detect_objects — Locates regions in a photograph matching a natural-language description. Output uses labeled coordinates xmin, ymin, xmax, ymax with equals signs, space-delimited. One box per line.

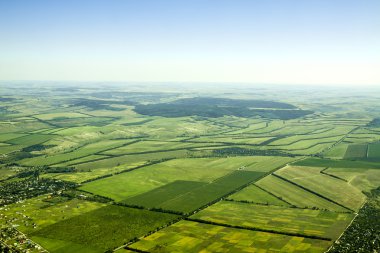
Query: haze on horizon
xmin=0 ymin=0 xmax=379 ymax=86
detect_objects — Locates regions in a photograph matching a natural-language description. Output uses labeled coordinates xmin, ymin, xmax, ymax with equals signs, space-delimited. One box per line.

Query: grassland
xmin=129 ymin=220 xmax=332 ymax=253
xmin=191 ymin=201 xmax=354 ymax=239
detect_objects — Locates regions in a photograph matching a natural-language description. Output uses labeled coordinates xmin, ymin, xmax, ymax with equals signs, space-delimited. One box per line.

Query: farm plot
xmin=324 ymin=167 xmax=380 ymax=192
xmin=293 ymin=158 xmax=380 ymax=169
xmin=322 ymin=143 xmax=348 ymax=159
xmin=256 ymin=175 xmax=348 ymax=212
xmin=0 ymin=196 xmax=106 ymax=234
xmin=101 ymin=140 xmax=222 ymax=155
xmin=19 ymin=139 xmax=133 ymax=166
xmin=0 ymin=133 xmax=27 ymax=142
xmin=191 ymin=201 xmax=354 ymax=239
xmin=368 ymin=142 xmax=380 ymax=160
xmin=123 ymin=180 xmax=207 ymax=209
xmin=154 ymin=171 xmax=265 ymax=213
xmin=275 ymin=166 xmax=366 ymax=211
xmin=129 ymin=220 xmax=332 ymax=253
xmin=7 ymin=134 xmax=53 ymax=146
xmin=79 ymin=157 xmax=271 ymax=201
xmin=189 ymin=136 xmax=273 ymax=145
xmin=344 ymin=144 xmax=368 ymax=159
xmin=33 ymin=112 xmax=90 ymax=120
xmin=227 ymin=184 xmax=290 ymax=206
xmin=30 ymin=205 xmax=179 ymax=253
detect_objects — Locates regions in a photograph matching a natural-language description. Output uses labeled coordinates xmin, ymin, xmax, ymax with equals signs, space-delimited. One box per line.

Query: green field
xmin=293 ymin=157 xmax=380 ymax=169
xmin=227 ymin=184 xmax=290 ymax=206
xmin=153 ymin=171 xmax=265 ymax=213
xmin=276 ymin=166 xmax=366 ymax=211
xmin=191 ymin=201 xmax=354 ymax=239
xmin=80 ymin=157 xmax=273 ymax=201
xmin=368 ymin=142 xmax=380 ymax=160
xmin=0 ymin=85 xmax=379 ymax=252
xmin=129 ymin=220 xmax=332 ymax=253
xmin=344 ymin=144 xmax=368 ymax=159
xmin=30 ymin=205 xmax=179 ymax=252
xmin=256 ymin=174 xmax=348 ymax=211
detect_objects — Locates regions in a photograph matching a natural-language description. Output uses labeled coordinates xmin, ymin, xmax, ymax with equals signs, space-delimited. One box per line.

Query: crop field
xmin=324 ymin=167 xmax=380 ymax=192
xmin=80 ymin=157 xmax=272 ymax=201
xmin=129 ymin=220 xmax=332 ymax=253
xmin=30 ymin=205 xmax=179 ymax=252
xmin=275 ymin=166 xmax=366 ymax=211
xmin=293 ymin=157 xmax=380 ymax=169
xmin=368 ymin=142 xmax=380 ymax=160
xmin=255 ymin=175 xmax=348 ymax=211
xmin=191 ymin=201 xmax=354 ymax=239
xmin=0 ymin=86 xmax=379 ymax=252
xmin=0 ymin=195 xmax=106 ymax=234
xmin=227 ymin=184 xmax=290 ymax=206
xmin=344 ymin=144 xmax=368 ymax=159
xmin=152 ymin=171 xmax=265 ymax=213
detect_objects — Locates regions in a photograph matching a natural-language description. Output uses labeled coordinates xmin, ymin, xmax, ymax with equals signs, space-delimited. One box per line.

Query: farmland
xmin=0 ymin=84 xmax=379 ymax=252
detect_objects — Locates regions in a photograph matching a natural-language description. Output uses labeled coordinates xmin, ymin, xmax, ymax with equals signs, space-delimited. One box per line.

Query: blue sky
xmin=0 ymin=0 xmax=379 ymax=85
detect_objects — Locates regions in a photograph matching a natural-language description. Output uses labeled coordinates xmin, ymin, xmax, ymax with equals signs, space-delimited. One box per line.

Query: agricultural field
xmin=129 ymin=220 xmax=332 ymax=252
xmin=0 ymin=84 xmax=379 ymax=252
xmin=191 ymin=201 xmax=354 ymax=239
xmin=275 ymin=166 xmax=367 ymax=211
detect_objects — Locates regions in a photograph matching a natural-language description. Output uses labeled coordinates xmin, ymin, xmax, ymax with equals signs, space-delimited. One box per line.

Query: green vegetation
xmin=227 ymin=184 xmax=290 ymax=206
xmin=80 ymin=157 xmax=272 ymax=201
xmin=31 ymin=205 xmax=179 ymax=252
xmin=191 ymin=201 xmax=354 ymax=239
xmin=154 ymin=171 xmax=265 ymax=213
xmin=344 ymin=144 xmax=368 ymax=159
xmin=276 ymin=166 xmax=366 ymax=211
xmin=129 ymin=220 xmax=332 ymax=252
xmin=293 ymin=158 xmax=380 ymax=169
xmin=256 ymin=174 xmax=348 ymax=211
xmin=0 ymin=85 xmax=379 ymax=252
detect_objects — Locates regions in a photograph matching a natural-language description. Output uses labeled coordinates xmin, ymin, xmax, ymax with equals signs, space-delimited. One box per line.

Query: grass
xmin=227 ymin=184 xmax=290 ymax=206
xmin=276 ymin=166 xmax=366 ymax=211
xmin=256 ymin=174 xmax=348 ymax=211
xmin=344 ymin=144 xmax=368 ymax=159
xmin=191 ymin=201 xmax=355 ymax=239
xmin=79 ymin=157 xmax=269 ymax=201
xmin=129 ymin=220 xmax=332 ymax=253
xmin=30 ymin=205 xmax=179 ymax=252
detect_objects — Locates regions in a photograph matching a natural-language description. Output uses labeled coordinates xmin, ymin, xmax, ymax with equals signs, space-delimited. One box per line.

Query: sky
xmin=0 ymin=0 xmax=379 ymax=86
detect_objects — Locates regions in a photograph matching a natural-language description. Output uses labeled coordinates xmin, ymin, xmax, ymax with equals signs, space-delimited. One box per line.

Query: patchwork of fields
xmin=1 ymin=88 xmax=380 ymax=252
